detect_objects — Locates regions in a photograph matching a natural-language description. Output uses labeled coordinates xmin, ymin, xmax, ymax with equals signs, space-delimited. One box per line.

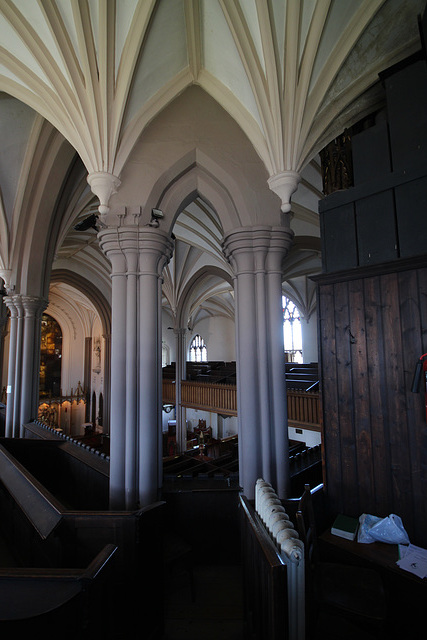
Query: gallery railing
xmin=162 ymin=379 xmax=321 ymax=430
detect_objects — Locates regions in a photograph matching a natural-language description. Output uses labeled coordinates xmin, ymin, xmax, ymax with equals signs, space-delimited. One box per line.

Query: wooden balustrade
xmin=162 ymin=379 xmax=321 ymax=430
xmin=181 ymin=380 xmax=237 ymax=415
xmin=287 ymin=390 xmax=322 ymax=431
xmin=162 ymin=379 xmax=175 ymax=405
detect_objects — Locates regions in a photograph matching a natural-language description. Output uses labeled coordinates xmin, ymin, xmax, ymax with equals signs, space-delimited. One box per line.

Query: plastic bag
xmin=357 ymin=513 xmax=410 ymax=545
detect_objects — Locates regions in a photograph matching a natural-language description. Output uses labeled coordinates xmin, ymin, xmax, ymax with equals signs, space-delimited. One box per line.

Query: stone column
xmin=102 ymin=332 xmax=111 ymax=434
xmin=222 ymin=226 xmax=293 ymax=499
xmin=3 ymin=294 xmax=46 ymax=437
xmin=20 ymin=296 xmax=47 ymax=434
xmin=98 ymin=210 xmax=174 ymax=509
xmin=84 ymin=337 xmax=92 ymax=422
xmin=174 ymin=327 xmax=187 ymax=453
xmin=4 ymin=297 xmax=19 ymax=437
xmin=0 ymin=298 xmax=8 ymax=392
xmin=138 ymin=229 xmax=174 ymax=507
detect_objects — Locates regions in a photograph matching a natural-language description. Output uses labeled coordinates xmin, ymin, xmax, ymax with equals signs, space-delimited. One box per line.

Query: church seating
xmin=0 ymin=432 xmax=166 ymax=639
xmin=0 ymin=544 xmax=117 ymax=636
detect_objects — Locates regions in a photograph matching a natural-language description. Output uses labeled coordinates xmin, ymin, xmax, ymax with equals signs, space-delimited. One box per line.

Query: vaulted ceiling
xmin=0 ymin=0 xmax=425 ymax=327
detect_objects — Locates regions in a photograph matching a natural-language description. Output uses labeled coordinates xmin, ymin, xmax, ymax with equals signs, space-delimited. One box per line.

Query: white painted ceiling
xmin=0 ymin=0 xmax=425 ymax=326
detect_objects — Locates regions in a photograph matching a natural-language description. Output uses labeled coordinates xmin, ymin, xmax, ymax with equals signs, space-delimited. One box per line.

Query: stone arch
xmin=50 ymin=270 xmax=111 ymax=336
xmin=14 ymin=122 xmax=78 ymax=297
xmin=152 ymin=150 xmax=246 ymax=232
xmin=111 ymin=87 xmax=282 ymax=233
xmin=176 ymin=265 xmax=234 ymax=332
xmin=49 ymin=269 xmax=111 ymax=433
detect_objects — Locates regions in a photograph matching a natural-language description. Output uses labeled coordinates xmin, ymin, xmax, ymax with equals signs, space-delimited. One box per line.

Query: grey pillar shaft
xmin=20 ymin=296 xmax=47 ymax=434
xmin=222 ymin=226 xmax=293 ymax=499
xmin=84 ymin=337 xmax=92 ymax=422
xmin=13 ymin=300 xmax=23 ymax=437
xmin=138 ymin=232 xmax=173 ymax=506
xmin=108 ymin=252 xmax=128 ymax=510
xmin=0 ymin=302 xmax=8 ymax=391
xmin=175 ymin=328 xmax=187 ymax=453
xmin=125 ymin=248 xmax=138 ymax=509
xmin=4 ymin=301 xmax=18 ymax=437
xmin=99 ymin=213 xmax=174 ymax=509
xmin=4 ymin=295 xmax=46 ymax=438
xmin=157 ymin=274 xmax=164 ymax=489
xmin=266 ymin=245 xmax=290 ymax=498
xmin=102 ymin=333 xmax=111 ymax=434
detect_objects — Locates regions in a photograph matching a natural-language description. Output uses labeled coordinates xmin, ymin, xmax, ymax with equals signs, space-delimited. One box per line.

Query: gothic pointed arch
xmin=113 ymin=87 xmax=283 ymax=233
xmin=176 ymin=265 xmax=234 ymax=331
xmin=49 ymin=269 xmax=111 ymax=434
xmin=50 ymin=270 xmax=111 ymax=335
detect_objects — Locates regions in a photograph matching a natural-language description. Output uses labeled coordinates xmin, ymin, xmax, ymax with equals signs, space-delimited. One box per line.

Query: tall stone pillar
xmin=102 ymin=332 xmax=111 ymax=434
xmin=4 ymin=297 xmax=19 ymax=437
xmin=222 ymin=226 xmax=293 ymax=499
xmin=98 ymin=210 xmax=174 ymax=509
xmin=174 ymin=327 xmax=187 ymax=453
xmin=3 ymin=294 xmax=47 ymax=437
xmin=0 ymin=298 xmax=8 ymax=392
xmin=20 ymin=296 xmax=47 ymax=433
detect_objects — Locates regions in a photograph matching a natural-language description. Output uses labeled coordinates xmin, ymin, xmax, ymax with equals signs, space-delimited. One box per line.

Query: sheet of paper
xmin=397 ymin=544 xmax=427 ymax=578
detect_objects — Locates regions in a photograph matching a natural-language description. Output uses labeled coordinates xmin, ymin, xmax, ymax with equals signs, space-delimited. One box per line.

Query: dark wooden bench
xmin=289 ymin=444 xmax=322 ymax=496
xmin=0 ymin=544 xmax=117 ymax=636
xmin=0 ymin=434 xmax=165 ymax=639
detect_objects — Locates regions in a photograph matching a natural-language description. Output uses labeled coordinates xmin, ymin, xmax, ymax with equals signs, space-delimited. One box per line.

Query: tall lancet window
xmin=282 ymin=296 xmax=303 ymax=363
xmin=189 ymin=334 xmax=207 ymax=362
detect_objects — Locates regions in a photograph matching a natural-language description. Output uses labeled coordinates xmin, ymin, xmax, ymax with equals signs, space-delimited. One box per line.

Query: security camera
xmin=151 ymin=208 xmax=164 ymax=219
xmin=74 ymin=213 xmax=99 ymax=231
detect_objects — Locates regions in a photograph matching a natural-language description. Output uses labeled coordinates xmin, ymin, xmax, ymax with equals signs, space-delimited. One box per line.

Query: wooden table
xmin=320 ymin=529 xmax=424 ymax=579
xmin=319 ymin=529 xmax=426 ymax=638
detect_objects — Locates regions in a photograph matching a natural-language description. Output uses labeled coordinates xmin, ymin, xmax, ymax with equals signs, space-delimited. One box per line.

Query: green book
xmin=331 ymin=514 xmax=359 ymax=541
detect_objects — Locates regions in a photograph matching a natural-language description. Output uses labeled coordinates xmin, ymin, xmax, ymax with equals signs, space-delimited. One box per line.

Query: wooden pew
xmin=289 ymin=444 xmax=322 ymax=496
xmin=0 ymin=544 xmax=117 ymax=636
xmin=0 ymin=434 xmax=165 ymax=639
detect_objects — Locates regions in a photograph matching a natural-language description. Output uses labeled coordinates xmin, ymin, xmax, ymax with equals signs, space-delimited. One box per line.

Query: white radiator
xmin=255 ymin=479 xmax=305 ymax=640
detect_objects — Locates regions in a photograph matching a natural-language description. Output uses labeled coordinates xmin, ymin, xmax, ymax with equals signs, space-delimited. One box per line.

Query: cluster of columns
xmin=97 ymin=219 xmax=294 ymax=506
xmin=98 ymin=209 xmax=174 ymax=509
xmin=0 ymin=219 xmax=293 ymax=508
xmin=3 ymin=294 xmax=47 ymax=438
xmin=167 ymin=226 xmax=294 ymax=500
xmin=223 ymin=226 xmax=294 ymax=499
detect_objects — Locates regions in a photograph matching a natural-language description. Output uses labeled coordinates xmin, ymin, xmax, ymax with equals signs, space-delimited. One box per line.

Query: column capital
xmin=4 ymin=294 xmax=47 ymax=317
xmin=3 ymin=294 xmax=23 ymax=316
xmin=98 ymin=223 xmax=174 ymax=277
xmin=21 ymin=295 xmax=48 ymax=317
xmin=222 ymin=225 xmax=294 ymax=276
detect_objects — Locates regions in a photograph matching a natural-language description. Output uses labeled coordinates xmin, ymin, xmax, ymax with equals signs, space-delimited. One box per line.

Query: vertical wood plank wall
xmin=317 ymin=262 xmax=427 ymax=545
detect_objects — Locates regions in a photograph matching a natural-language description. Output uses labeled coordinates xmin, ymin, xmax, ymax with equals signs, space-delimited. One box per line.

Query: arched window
xmin=282 ymin=297 xmax=303 ymax=363
xmin=189 ymin=334 xmax=207 ymax=362
xmin=162 ymin=341 xmax=170 ymax=367
xmin=40 ymin=314 xmax=62 ymax=397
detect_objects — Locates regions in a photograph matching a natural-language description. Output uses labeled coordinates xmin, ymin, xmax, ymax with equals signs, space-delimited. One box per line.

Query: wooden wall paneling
xmin=333 ymin=281 xmax=359 ymax=516
xmin=416 ymin=267 xmax=427 ymax=544
xmin=399 ymin=268 xmax=427 ymax=544
xmin=418 ymin=267 xmax=427 ymax=356
xmin=380 ymin=272 xmax=413 ymax=523
xmin=363 ymin=276 xmax=392 ymax=516
xmin=348 ymin=278 xmax=376 ymax=513
xmin=317 ymin=283 xmax=340 ymax=507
